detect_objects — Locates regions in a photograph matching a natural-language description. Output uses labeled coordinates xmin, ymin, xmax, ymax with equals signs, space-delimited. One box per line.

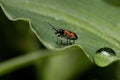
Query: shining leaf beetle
xmin=45 ymin=22 xmax=78 ymax=45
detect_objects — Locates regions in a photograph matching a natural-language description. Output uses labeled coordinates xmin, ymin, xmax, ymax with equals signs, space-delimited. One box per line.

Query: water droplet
xmin=96 ymin=47 xmax=116 ymax=56
xmin=94 ymin=47 xmax=117 ymax=67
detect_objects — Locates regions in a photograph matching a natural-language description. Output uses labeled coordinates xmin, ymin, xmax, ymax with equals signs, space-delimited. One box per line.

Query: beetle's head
xmin=55 ymin=29 xmax=63 ymax=35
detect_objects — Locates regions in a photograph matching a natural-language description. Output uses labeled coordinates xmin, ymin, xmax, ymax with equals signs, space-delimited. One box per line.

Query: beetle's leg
xmin=73 ymin=40 xmax=75 ymax=44
xmin=66 ymin=38 xmax=69 ymax=45
xmin=56 ymin=35 xmax=58 ymax=44
xmin=56 ymin=35 xmax=60 ymax=44
xmin=60 ymin=39 xmax=62 ymax=45
xmin=69 ymin=39 xmax=71 ymax=45
xmin=58 ymin=35 xmax=62 ymax=45
xmin=68 ymin=39 xmax=70 ymax=45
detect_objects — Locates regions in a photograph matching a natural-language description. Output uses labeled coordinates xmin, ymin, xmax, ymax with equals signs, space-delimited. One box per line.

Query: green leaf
xmin=0 ymin=0 xmax=120 ymax=66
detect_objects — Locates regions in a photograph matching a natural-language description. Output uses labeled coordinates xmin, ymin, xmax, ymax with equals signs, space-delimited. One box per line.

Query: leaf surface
xmin=0 ymin=0 xmax=120 ymax=66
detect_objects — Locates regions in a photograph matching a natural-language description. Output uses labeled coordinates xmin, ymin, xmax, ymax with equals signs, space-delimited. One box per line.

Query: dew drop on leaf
xmin=96 ymin=47 xmax=116 ymax=56
xmin=94 ymin=47 xmax=117 ymax=67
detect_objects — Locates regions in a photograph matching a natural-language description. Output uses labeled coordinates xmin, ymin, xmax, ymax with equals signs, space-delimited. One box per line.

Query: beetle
xmin=45 ymin=22 xmax=78 ymax=45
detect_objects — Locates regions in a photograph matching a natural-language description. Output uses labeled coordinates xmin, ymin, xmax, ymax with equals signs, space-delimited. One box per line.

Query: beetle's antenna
xmin=45 ymin=22 xmax=57 ymax=31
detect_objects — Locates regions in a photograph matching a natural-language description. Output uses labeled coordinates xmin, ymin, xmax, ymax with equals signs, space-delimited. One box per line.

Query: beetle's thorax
xmin=55 ymin=29 xmax=64 ymax=35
